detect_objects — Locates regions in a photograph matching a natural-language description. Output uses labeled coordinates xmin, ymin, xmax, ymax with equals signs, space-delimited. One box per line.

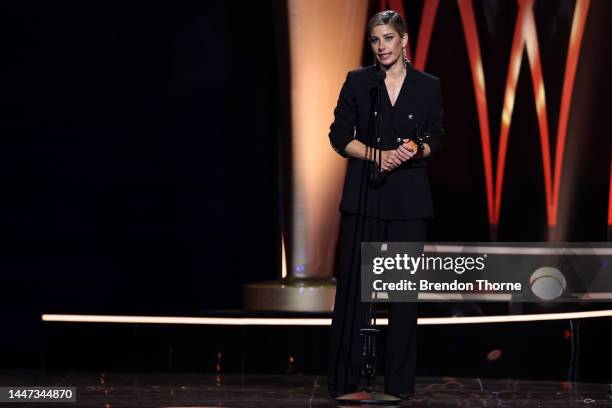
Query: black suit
xmin=329 ymin=63 xmax=444 ymax=220
xmin=327 ymin=64 xmax=444 ymax=398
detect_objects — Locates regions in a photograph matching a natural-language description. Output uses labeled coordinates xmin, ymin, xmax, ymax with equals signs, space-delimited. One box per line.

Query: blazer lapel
xmin=391 ymin=64 xmax=421 ymax=140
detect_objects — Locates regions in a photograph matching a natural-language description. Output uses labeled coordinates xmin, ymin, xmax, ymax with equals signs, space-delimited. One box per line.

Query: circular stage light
xmin=529 ymin=266 xmax=567 ymax=300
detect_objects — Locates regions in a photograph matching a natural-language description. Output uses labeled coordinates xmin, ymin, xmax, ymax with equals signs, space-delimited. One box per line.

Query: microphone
xmin=370 ymin=70 xmax=387 ymax=186
xmin=374 ymin=70 xmax=386 ymax=83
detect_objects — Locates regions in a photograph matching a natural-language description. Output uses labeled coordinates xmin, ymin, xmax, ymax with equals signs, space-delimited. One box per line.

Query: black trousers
xmin=327 ymin=212 xmax=427 ymax=396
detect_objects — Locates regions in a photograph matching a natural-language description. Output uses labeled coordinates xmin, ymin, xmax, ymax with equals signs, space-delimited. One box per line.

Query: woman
xmin=327 ymin=10 xmax=444 ymax=400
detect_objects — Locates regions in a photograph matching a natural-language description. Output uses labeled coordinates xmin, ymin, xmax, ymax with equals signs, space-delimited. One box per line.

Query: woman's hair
xmin=367 ymin=10 xmax=407 ymax=36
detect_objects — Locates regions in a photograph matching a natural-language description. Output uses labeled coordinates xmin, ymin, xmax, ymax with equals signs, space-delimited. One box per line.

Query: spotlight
xmin=529 ymin=266 xmax=567 ymax=300
xmin=486 ymin=349 xmax=502 ymax=362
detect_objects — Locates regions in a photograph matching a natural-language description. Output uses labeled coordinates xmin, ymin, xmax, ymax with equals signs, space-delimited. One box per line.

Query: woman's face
xmin=369 ymin=24 xmax=408 ymax=67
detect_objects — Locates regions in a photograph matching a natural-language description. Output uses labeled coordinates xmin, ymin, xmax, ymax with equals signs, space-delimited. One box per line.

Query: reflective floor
xmin=0 ymin=371 xmax=611 ymax=407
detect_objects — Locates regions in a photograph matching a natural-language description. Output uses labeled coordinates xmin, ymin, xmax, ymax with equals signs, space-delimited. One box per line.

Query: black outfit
xmin=327 ymin=64 xmax=444 ymax=397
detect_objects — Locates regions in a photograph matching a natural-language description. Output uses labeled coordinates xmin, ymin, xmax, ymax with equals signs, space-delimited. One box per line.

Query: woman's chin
xmin=377 ymin=57 xmax=399 ymax=68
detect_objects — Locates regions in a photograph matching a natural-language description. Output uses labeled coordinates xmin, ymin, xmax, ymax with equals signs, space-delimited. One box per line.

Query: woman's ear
xmin=401 ymin=33 xmax=409 ymax=48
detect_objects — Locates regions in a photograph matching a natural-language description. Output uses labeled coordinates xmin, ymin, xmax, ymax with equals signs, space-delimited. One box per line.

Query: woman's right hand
xmin=380 ymin=149 xmax=402 ymax=171
xmin=381 ymin=140 xmax=419 ymax=171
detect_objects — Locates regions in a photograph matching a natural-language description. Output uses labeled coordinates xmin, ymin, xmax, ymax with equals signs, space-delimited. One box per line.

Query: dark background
xmin=0 ymin=0 xmax=610 ymax=378
xmin=0 ymin=1 xmax=282 ymax=365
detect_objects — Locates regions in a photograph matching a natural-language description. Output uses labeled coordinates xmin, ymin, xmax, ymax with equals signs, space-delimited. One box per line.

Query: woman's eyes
xmin=371 ymin=36 xmax=394 ymax=44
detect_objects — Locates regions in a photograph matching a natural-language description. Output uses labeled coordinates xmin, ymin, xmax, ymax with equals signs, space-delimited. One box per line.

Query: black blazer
xmin=329 ymin=63 xmax=444 ymax=220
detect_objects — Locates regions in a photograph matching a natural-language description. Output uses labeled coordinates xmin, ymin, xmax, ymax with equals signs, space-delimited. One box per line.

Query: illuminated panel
xmin=412 ymin=0 xmax=440 ymax=70
xmin=458 ymin=0 xmax=591 ymax=226
xmin=379 ymin=1 xmax=595 ymax=227
xmin=522 ymin=0 xmax=552 ymax=225
xmin=609 ymin=158 xmax=612 ymax=226
xmin=281 ymin=231 xmax=287 ymax=279
xmin=287 ymin=0 xmax=368 ymax=278
xmin=456 ymin=0 xmax=495 ymax=222
xmin=423 ymin=244 xmax=612 ymax=256
xmin=523 ymin=0 xmax=591 ymax=226
xmin=42 ymin=310 xmax=612 ymax=325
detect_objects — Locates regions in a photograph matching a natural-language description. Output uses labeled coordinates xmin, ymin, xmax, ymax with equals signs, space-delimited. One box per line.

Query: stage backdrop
xmin=286 ymin=0 xmax=368 ymax=279
xmin=364 ymin=0 xmax=611 ymax=242
xmin=285 ymin=0 xmax=610 ymax=285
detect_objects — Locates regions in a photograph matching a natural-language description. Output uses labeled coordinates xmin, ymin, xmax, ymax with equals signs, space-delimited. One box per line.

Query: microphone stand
xmin=335 ymin=68 xmax=431 ymax=405
xmin=335 ymin=70 xmax=401 ymax=405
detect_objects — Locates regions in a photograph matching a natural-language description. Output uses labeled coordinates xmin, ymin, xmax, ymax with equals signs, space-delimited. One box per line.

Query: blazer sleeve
xmin=424 ymin=78 xmax=445 ymax=157
xmin=328 ymin=72 xmax=357 ymax=158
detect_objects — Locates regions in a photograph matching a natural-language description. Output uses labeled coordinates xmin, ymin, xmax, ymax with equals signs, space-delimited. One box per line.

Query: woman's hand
xmin=381 ymin=140 xmax=418 ymax=171
xmin=396 ymin=139 xmax=419 ymax=161
xmin=346 ymin=140 xmax=421 ymax=171
xmin=381 ymin=149 xmax=402 ymax=171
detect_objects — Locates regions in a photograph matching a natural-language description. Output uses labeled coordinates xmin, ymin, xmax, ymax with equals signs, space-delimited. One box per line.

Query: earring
xmin=402 ymin=48 xmax=408 ymax=66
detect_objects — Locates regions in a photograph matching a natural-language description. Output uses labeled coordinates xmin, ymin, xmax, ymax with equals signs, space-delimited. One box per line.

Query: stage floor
xmin=0 ymin=371 xmax=610 ymax=407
